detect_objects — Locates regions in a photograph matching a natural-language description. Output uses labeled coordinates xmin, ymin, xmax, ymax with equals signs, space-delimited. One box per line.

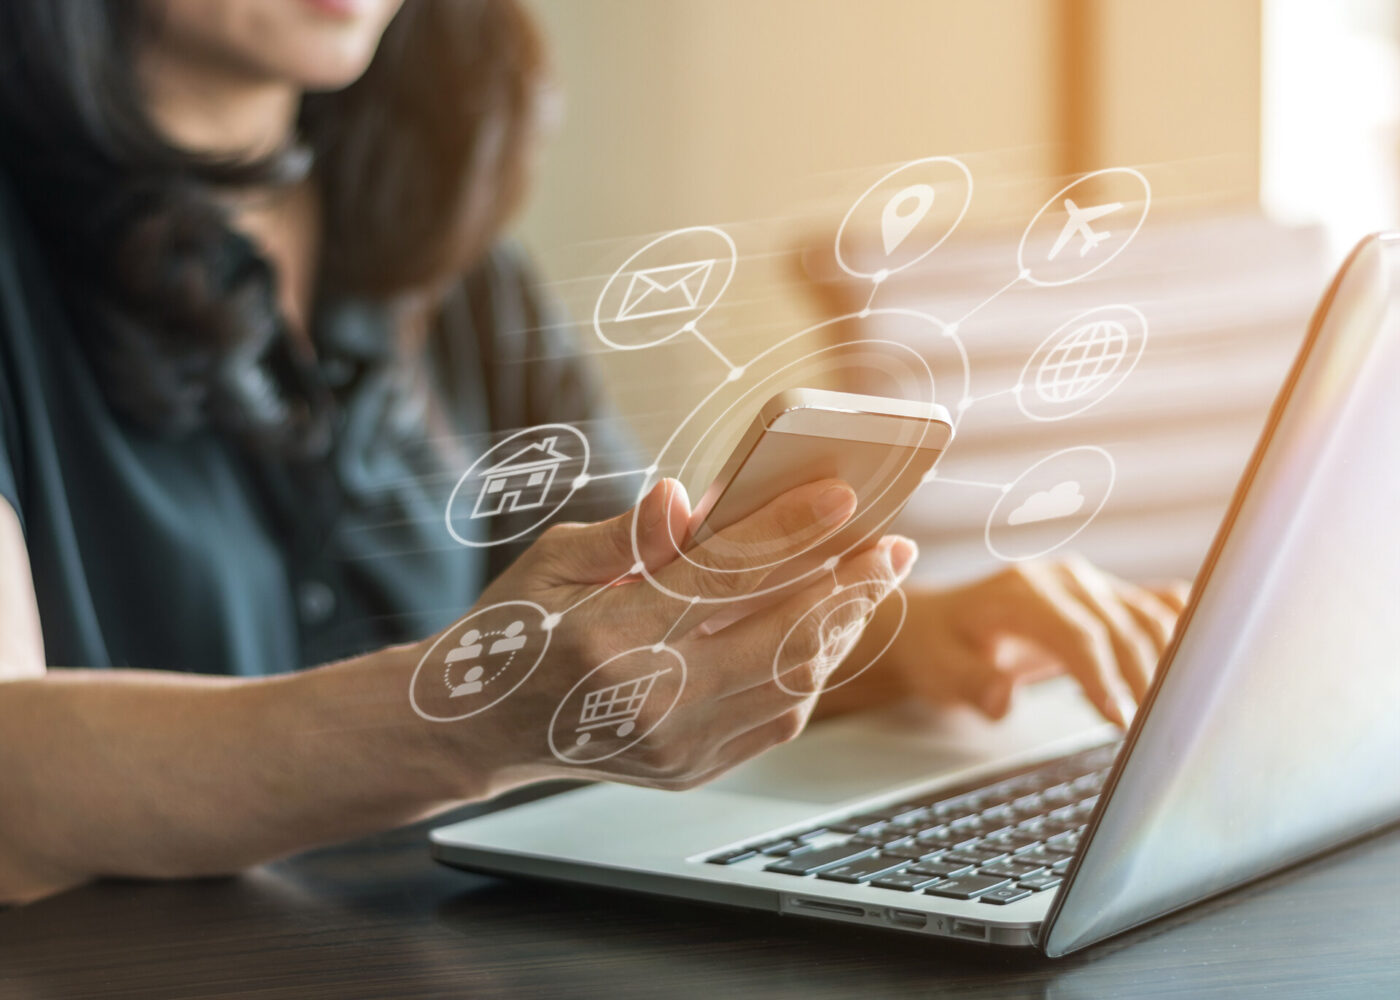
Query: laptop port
xmin=788 ymin=898 xmax=866 ymax=918
xmin=951 ymin=919 xmax=989 ymax=941
xmin=888 ymin=909 xmax=927 ymax=929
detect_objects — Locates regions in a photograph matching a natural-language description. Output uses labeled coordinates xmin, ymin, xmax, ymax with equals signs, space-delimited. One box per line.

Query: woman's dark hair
xmin=0 ymin=0 xmax=544 ymax=453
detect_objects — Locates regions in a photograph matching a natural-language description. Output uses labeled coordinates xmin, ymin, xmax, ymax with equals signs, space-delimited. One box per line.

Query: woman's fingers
xmin=1152 ymin=580 xmax=1192 ymax=615
xmin=533 ymin=478 xmax=692 ymax=584
xmin=1055 ymin=559 xmax=1158 ymax=701
xmin=1007 ymin=565 xmax=1130 ymax=726
xmin=1112 ymin=581 xmax=1176 ymax=654
xmin=687 ymin=535 xmax=916 ymax=702
xmin=651 ymin=479 xmax=857 ymax=616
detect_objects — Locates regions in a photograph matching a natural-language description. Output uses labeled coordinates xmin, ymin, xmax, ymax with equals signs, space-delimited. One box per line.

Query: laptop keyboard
xmin=703 ymin=741 xmax=1120 ymax=906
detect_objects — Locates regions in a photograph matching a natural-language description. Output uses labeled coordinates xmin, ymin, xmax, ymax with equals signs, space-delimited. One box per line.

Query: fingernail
xmin=642 ymin=481 xmax=669 ymax=534
xmin=980 ymin=679 xmax=1012 ymax=718
xmin=812 ymin=483 xmax=857 ymax=524
xmin=888 ymin=537 xmax=918 ymax=576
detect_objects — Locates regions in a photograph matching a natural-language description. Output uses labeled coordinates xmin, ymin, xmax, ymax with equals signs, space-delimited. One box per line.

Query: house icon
xmin=471 ymin=436 xmax=571 ymax=519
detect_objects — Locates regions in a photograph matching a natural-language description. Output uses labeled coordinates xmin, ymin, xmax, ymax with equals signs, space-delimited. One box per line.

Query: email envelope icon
xmin=614 ymin=259 xmax=715 ymax=322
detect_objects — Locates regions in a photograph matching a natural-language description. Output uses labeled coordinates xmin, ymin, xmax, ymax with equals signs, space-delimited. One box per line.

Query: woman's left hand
xmin=840 ymin=558 xmax=1189 ymax=727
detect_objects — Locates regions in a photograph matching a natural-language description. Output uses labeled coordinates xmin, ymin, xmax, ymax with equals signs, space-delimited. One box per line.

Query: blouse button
xmin=297 ymin=580 xmax=337 ymax=627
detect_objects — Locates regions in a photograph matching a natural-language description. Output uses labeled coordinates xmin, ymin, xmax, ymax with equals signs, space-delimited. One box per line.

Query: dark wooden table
xmin=3 ymin=792 xmax=1397 ymax=999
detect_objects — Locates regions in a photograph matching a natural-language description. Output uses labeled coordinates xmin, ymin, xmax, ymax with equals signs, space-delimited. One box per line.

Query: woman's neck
xmin=138 ymin=50 xmax=319 ymax=344
xmin=139 ymin=43 xmax=300 ymax=160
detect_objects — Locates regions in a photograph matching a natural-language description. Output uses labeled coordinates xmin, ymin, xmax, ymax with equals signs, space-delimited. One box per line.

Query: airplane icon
xmin=1048 ymin=198 xmax=1123 ymax=260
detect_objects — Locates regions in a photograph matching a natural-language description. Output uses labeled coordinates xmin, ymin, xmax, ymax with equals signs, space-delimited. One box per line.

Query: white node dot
xmin=542 ymin=613 xmax=562 ymax=631
xmin=651 ymin=643 xmax=665 ymax=653
xmin=831 ymin=585 xmax=844 ymax=595
xmin=1001 ymin=484 xmax=1012 ymax=494
xmin=645 ymin=464 xmax=659 ymax=476
xmin=943 ymin=322 xmax=959 ymax=337
xmin=858 ymin=309 xmax=872 ymax=319
xmin=725 ymin=366 xmax=745 ymax=382
xmin=682 ymin=321 xmax=697 ymax=333
xmin=873 ymin=269 xmax=889 ymax=284
xmin=630 ymin=561 xmax=645 ymax=575
xmin=956 ymin=397 xmax=974 ymax=412
xmin=571 ymin=473 xmax=590 ymax=490
xmin=1019 ymin=267 xmax=1031 ymax=280
xmin=1013 ymin=383 xmax=1024 ymax=394
xmin=821 ymin=556 xmax=839 ymax=571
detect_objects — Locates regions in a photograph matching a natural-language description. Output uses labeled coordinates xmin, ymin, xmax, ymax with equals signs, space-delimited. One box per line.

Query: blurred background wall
xmin=509 ymin=0 xmax=1400 ymax=586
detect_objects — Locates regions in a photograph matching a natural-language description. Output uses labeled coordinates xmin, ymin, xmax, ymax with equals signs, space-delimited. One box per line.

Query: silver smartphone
xmin=688 ymin=388 xmax=954 ymax=569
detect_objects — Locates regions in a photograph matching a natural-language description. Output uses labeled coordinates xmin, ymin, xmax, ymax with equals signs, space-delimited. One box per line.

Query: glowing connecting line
xmin=420 ymin=160 xmax=1151 ymax=745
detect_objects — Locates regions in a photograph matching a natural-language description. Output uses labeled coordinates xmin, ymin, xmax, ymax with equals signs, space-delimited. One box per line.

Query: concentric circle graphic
xmin=548 ymin=644 xmax=688 ymax=765
xmin=445 ymin=424 xmax=590 ymax=549
xmin=834 ymin=157 xmax=973 ymax=280
xmin=985 ymin=446 xmax=1116 ymax=562
xmin=409 ymin=601 xmax=551 ymax=722
xmin=1018 ymin=305 xmax=1148 ymax=421
xmin=773 ymin=586 xmax=908 ymax=697
xmin=629 ymin=309 xmax=959 ymax=606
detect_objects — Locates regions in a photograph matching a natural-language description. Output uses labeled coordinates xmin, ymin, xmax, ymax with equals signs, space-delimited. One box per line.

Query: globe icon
xmin=1035 ymin=320 xmax=1129 ymax=403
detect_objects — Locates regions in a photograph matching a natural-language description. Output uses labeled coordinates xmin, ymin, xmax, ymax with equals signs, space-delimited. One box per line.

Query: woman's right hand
xmin=411 ymin=478 xmax=916 ymax=799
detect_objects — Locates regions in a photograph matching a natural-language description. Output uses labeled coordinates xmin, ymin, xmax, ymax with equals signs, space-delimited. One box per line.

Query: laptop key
xmin=925 ymin=874 xmax=1011 ymax=900
xmin=706 ymin=847 xmax=758 ymax=865
xmin=828 ymin=813 xmax=891 ymax=834
xmin=981 ymin=830 xmax=1042 ymax=852
xmin=763 ymin=843 xmax=876 ymax=876
xmin=943 ymin=847 xmax=1010 ymax=866
xmin=870 ymin=871 xmax=942 ymax=892
xmin=793 ymin=827 xmax=829 ymax=841
xmin=1019 ymin=873 xmax=1063 ymax=892
xmin=907 ymin=859 xmax=975 ymax=878
xmin=758 ymin=839 xmax=809 ymax=856
xmin=816 ymin=856 xmax=909 ymax=884
xmin=884 ymin=841 xmax=942 ymax=861
xmin=980 ymin=886 xmax=1033 ymax=905
xmin=979 ymin=860 xmax=1049 ymax=879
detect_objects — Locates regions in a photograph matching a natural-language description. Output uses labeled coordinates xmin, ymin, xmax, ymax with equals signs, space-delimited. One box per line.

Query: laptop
xmin=430 ymin=233 xmax=1400 ymax=957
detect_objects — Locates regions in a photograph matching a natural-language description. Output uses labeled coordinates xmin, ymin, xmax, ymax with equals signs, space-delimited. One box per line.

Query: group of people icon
xmin=446 ymin=620 xmax=529 ymax=698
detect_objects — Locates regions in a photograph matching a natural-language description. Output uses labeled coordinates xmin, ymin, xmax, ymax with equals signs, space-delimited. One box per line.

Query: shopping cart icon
xmin=573 ymin=668 xmax=673 ymax=747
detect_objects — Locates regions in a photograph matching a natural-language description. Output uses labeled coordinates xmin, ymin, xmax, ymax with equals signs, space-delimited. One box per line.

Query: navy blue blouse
xmin=0 ymin=176 xmax=637 ymax=675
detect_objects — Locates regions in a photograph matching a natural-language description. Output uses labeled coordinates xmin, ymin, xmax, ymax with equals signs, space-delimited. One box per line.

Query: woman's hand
xmin=856 ymin=558 xmax=1188 ymax=726
xmin=415 ymin=478 xmax=916 ymax=798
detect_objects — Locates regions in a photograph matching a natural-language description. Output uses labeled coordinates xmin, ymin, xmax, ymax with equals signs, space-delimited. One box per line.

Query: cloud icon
xmin=1008 ymin=480 xmax=1085 ymax=526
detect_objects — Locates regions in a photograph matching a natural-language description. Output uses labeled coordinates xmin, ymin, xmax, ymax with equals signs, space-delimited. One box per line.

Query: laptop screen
xmin=1044 ymin=234 xmax=1400 ymax=956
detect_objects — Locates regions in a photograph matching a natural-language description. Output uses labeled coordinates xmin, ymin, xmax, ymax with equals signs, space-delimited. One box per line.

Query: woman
xmin=0 ymin=0 xmax=1183 ymax=903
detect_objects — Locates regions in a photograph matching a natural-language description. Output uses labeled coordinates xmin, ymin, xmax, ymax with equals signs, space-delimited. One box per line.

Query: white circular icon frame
xmin=1017 ymin=167 xmax=1151 ymax=288
xmin=445 ymin=423 xmax=591 ymax=549
xmin=592 ymin=226 xmax=738 ymax=352
xmin=834 ymin=157 xmax=974 ymax=281
xmin=409 ymin=600 xmax=551 ymax=723
xmin=985 ymin=446 xmax=1117 ymax=563
xmin=547 ymin=644 xmax=688 ymax=765
xmin=773 ymin=586 xmax=908 ymax=697
xmin=1017 ymin=305 xmax=1149 ymax=422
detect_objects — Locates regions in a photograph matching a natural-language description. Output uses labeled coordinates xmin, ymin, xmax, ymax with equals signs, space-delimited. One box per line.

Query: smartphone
xmin=687 ymin=388 xmax=953 ymax=571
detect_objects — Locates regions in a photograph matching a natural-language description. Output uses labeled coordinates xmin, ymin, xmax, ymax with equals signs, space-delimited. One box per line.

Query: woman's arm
xmin=0 ymin=480 xmax=911 ymax=904
xmin=0 ymin=652 xmax=461 ymax=903
xmin=0 ymin=498 xmax=466 ymax=902
xmin=0 ymin=500 xmax=474 ymax=903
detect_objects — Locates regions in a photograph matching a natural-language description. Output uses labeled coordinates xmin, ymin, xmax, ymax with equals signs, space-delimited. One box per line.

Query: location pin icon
xmin=881 ymin=183 xmax=936 ymax=256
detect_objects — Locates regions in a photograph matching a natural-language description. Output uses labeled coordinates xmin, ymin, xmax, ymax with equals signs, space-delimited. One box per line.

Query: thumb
xmin=545 ymin=479 xmax=691 ymax=584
